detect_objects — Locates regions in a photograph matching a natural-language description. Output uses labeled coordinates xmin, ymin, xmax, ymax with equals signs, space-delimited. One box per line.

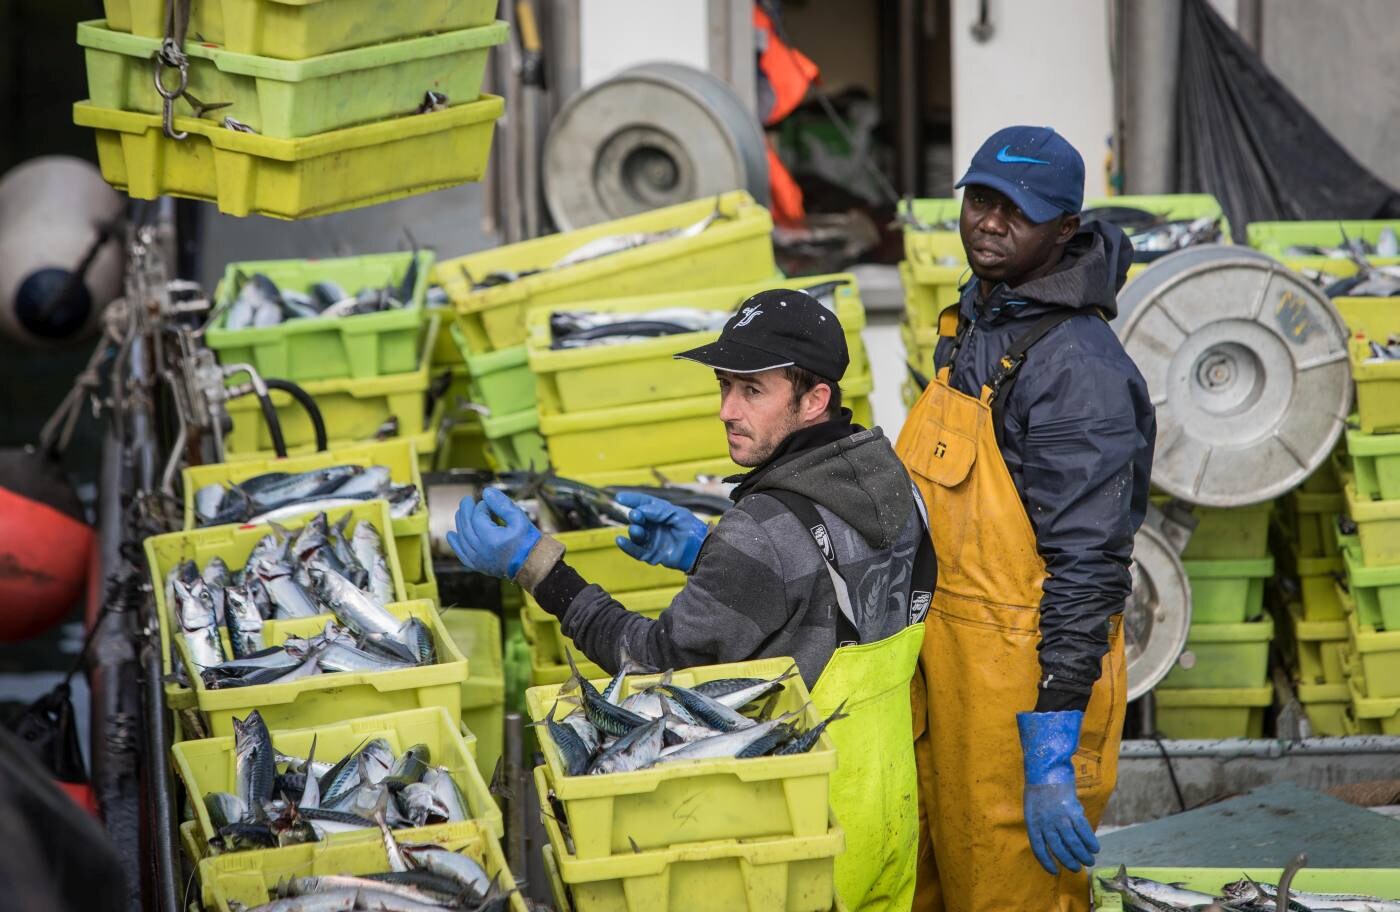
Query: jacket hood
xmin=965 ymin=220 xmax=1132 ymax=320
xmin=737 ymin=426 xmax=913 ymax=549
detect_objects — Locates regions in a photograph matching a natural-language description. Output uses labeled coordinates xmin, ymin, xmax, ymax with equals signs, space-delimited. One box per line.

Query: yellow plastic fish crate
xmin=198 ymin=819 xmax=525 ymax=912
xmin=1345 ymin=610 xmax=1400 ymax=700
xmin=174 ymin=600 xmax=467 ymax=738
xmin=99 ymin=0 xmax=500 ymax=59
xmin=538 ymin=767 xmax=844 ymax=912
xmin=173 ymin=706 xmax=501 ymax=862
xmin=539 ymin=372 xmax=873 ymax=476
xmin=1346 ymin=669 xmax=1400 ymax=736
xmin=1297 ymin=681 xmax=1351 ymax=736
xmin=73 ymin=95 xmax=502 ymax=219
xmin=526 ymin=274 xmax=866 ymax=416
xmin=440 ymin=609 xmax=505 ymax=782
xmin=404 ymin=532 xmax=437 ymax=598
xmin=435 ymin=191 xmax=776 ymax=354
xmin=554 ymin=526 xmax=693 ymax=592
xmin=181 ymin=438 xmax=428 ymax=585
xmin=79 ymin=19 xmax=506 ymax=139
xmin=568 ymin=456 xmax=741 ymax=488
xmin=1336 ymin=297 xmax=1400 ymax=434
xmin=900 ymin=319 xmax=940 ymax=377
xmin=223 ymin=316 xmax=437 ymax=456
xmin=145 ymin=498 xmax=405 ymax=714
xmin=1280 ymin=489 xmax=1344 ymax=560
xmin=1348 ymin=426 xmax=1400 ymax=502
xmin=1289 ymin=604 xmax=1348 ymax=686
xmin=1344 ymin=482 xmax=1400 ymax=567
xmin=1092 ymin=867 xmax=1400 ymax=911
xmin=480 ymin=406 xmax=548 ymax=471
xmin=1150 ymin=686 xmax=1272 ymax=739
xmin=525 ymin=656 xmax=837 ymax=860
xmin=1246 ymin=219 xmax=1400 ymax=273
xmin=899 ymin=259 xmax=960 ymax=330
xmin=524 ymin=585 xmax=680 ymax=667
xmin=527 ymin=635 xmax=605 ymax=688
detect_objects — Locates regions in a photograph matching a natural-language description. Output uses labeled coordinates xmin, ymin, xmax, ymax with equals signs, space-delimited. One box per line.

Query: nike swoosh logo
xmin=996 ymin=145 xmax=1049 ymax=165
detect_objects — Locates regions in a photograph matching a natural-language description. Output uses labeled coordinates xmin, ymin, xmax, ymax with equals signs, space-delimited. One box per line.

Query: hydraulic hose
xmin=264 ymin=378 xmax=327 ymax=452
xmin=254 ymin=390 xmax=288 ymax=458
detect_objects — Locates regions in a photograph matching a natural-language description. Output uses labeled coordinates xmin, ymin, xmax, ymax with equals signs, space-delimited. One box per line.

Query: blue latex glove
xmin=445 ymin=487 xmax=542 ymax=579
xmin=613 ymin=491 xmax=709 ymax=572
xmin=1017 ymin=709 xmax=1100 ymax=875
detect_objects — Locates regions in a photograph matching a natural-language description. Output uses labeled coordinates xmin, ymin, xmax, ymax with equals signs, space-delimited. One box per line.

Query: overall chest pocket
xmin=902 ymin=396 xmax=980 ymax=577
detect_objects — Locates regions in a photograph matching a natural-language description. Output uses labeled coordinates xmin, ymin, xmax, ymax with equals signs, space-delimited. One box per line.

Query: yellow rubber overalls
xmin=894 ymin=314 xmax=1127 ymax=912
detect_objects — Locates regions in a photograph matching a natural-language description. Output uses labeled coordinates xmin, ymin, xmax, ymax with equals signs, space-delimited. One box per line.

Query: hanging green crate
xmin=1159 ymin=615 xmax=1274 ymax=689
xmin=74 ymin=95 xmax=502 ymax=219
xmin=175 ymin=600 xmax=467 ymax=738
xmin=526 ymin=657 xmax=836 ymax=860
xmin=205 ymin=250 xmax=434 ymax=383
xmin=100 ymin=0 xmax=500 ymax=60
xmin=526 ymin=274 xmax=865 ymax=417
xmin=537 ymin=769 xmax=844 ymax=912
xmin=436 ymin=191 xmax=776 ymax=354
xmin=173 ymin=706 xmax=501 ymax=858
xmin=1151 ymin=686 xmax=1272 ymax=739
xmin=79 ymin=19 xmax=507 ymax=138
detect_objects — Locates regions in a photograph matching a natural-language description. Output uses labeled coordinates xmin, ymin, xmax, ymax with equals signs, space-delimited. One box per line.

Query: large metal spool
xmin=544 ymin=62 xmax=769 ymax=231
xmin=1116 ymin=245 xmax=1351 ymax=507
xmin=1124 ymin=521 xmax=1193 ymax=701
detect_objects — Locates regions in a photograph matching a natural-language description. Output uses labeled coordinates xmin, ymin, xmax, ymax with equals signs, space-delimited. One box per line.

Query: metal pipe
xmin=1120 ymin=736 xmax=1400 ymax=759
xmin=895 ymin=0 xmax=923 ymax=196
xmin=504 ymin=712 xmax=527 ymax=878
xmin=142 ymin=632 xmax=179 ymax=912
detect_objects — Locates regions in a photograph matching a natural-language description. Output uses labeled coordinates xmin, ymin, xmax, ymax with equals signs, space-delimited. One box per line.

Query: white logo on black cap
xmin=734 ymin=307 xmax=763 ymax=328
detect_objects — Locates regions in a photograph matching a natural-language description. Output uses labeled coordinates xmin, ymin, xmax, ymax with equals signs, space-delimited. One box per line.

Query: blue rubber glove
xmin=1017 ymin=709 xmax=1100 ymax=875
xmin=445 ymin=487 xmax=542 ymax=579
xmin=613 ymin=491 xmax=709 ymax=572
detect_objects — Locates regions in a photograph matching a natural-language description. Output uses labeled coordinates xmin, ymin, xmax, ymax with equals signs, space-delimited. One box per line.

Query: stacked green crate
xmin=899 ymin=199 xmax=963 ymax=410
xmin=1153 ymin=501 xmax=1276 ymax=739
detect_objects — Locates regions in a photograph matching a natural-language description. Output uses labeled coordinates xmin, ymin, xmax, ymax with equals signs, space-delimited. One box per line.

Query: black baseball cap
xmin=674 ymin=288 xmax=848 ymax=382
xmin=956 ymin=125 xmax=1084 ymax=224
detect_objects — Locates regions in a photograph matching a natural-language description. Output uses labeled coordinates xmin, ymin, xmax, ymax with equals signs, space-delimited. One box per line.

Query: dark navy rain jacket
xmin=930 ymin=222 xmax=1156 ymax=711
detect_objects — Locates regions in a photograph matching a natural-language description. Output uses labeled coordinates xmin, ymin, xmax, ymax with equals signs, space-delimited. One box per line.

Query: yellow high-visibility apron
xmin=895 ymin=355 xmax=1126 ymax=912
xmin=812 ymin=623 xmax=925 ymax=912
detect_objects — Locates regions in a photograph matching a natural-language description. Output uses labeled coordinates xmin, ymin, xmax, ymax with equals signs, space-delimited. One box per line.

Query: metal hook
xmin=151 ymin=51 xmax=189 ymax=140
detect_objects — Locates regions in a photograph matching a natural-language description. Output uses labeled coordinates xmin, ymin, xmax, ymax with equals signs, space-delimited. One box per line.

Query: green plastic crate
xmin=75 ymin=94 xmax=502 ymax=220
xmin=435 ymin=411 xmax=493 ymax=471
xmin=900 ymin=260 xmax=959 ymax=329
xmin=449 ymin=323 xmax=536 ymax=415
xmin=1339 ymin=559 xmax=1400 ymax=632
xmin=525 ymin=657 xmax=836 ymax=860
xmin=1182 ymin=557 xmax=1274 ymax=623
xmin=436 ymin=191 xmax=776 ymax=354
xmin=1282 ymin=489 xmax=1344 ymax=559
xmin=1348 ymin=426 xmax=1400 ymax=502
xmin=570 ymin=456 xmax=741 ymax=488
xmin=1290 ymin=605 xmax=1348 ymax=686
xmin=524 ymin=585 xmax=680 ymax=666
xmin=1344 ymin=483 xmax=1400 ymax=567
xmin=1247 ymin=219 xmax=1400 ymax=272
xmin=439 ymin=609 xmax=505 ymax=782
xmin=175 ymin=600 xmax=467 ymax=738
xmin=198 ymin=820 xmax=524 ymax=912
xmin=180 ymin=437 xmax=427 ymax=583
xmin=224 ymin=316 xmax=437 ymax=455
xmin=144 ymin=498 xmax=406 ymax=715
xmin=404 ymin=531 xmax=436 ymax=596
xmin=1277 ymin=540 xmax=1345 ymax=621
xmin=1337 ymin=297 xmax=1400 ymax=434
xmin=1347 ymin=672 xmax=1400 ymax=735
xmin=539 ymin=373 xmax=874 ymax=476
xmin=1297 ymin=682 xmax=1352 ymax=736
xmin=904 ymin=197 xmax=961 ymax=230
xmin=79 ymin=18 xmax=507 ymax=138
xmin=554 ymin=526 xmax=696 ymax=592
xmin=1298 ymin=457 xmax=1343 ymax=494
xmin=526 ymin=274 xmax=867 ymax=416
xmin=206 ymin=250 xmax=433 ymax=383
xmin=1151 ymin=686 xmax=1272 ymax=739
xmin=537 ymin=767 xmax=843 ymax=912
xmin=900 ymin=319 xmax=939 ymax=375
xmin=1175 ymin=502 xmax=1274 ymax=560
xmin=1346 ymin=610 xmax=1400 ymax=700
xmin=527 ymin=634 xmax=604 ymax=688
xmin=1093 ymin=866 xmax=1400 ymax=911
xmin=172 ymin=706 xmax=501 ymax=859
xmin=100 ymin=0 xmax=499 ymax=60
xmin=1160 ymin=615 xmax=1274 ymax=689
xmin=481 ymin=406 xmax=547 ymax=470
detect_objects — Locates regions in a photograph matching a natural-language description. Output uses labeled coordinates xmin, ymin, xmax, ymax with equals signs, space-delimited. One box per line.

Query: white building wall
xmin=578 ymin=0 xmax=710 ymax=87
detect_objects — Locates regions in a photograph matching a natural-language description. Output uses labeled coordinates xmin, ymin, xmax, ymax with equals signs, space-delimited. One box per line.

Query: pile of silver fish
xmin=1286 ymin=225 xmax=1400 ymax=262
xmin=166 ymin=511 xmax=416 ymax=686
xmin=1323 ymin=264 xmax=1400 ymax=298
xmin=194 ymin=463 xmax=422 ymax=526
xmin=205 ymin=711 xmax=474 ymax=854
xmin=544 ymin=652 xmax=845 ymax=777
xmin=461 ymin=200 xmax=730 ymax=291
xmin=1100 ymin=864 xmax=1400 ymax=911
xmin=1365 ymin=338 xmax=1400 ymax=363
xmin=546 ymin=277 xmax=848 ymax=350
xmin=224 ymin=256 xmax=419 ymax=330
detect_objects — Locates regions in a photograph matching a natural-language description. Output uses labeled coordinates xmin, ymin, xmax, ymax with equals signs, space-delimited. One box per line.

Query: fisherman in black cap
xmin=450 ymin=288 xmax=931 ymax=910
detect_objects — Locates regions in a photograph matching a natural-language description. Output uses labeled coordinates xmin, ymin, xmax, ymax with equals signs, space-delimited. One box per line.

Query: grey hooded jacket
xmin=523 ymin=425 xmax=922 ymax=689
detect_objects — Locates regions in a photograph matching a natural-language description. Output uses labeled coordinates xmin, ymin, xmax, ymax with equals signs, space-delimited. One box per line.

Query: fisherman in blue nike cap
xmin=895 ymin=125 xmax=1156 ymax=912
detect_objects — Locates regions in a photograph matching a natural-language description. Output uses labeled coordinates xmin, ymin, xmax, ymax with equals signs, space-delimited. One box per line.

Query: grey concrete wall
xmin=1260 ymin=0 xmax=1400 ymax=189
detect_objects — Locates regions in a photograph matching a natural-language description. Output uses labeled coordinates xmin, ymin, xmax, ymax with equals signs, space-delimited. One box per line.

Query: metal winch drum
xmin=544 ymin=62 xmax=769 ymax=231
xmin=1115 ymin=245 xmax=1351 ymax=507
xmin=1124 ymin=520 xmax=1193 ymax=701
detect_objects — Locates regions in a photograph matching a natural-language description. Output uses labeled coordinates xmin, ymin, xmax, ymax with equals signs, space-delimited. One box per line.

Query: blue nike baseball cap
xmin=956 ymin=125 xmax=1084 ymax=224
